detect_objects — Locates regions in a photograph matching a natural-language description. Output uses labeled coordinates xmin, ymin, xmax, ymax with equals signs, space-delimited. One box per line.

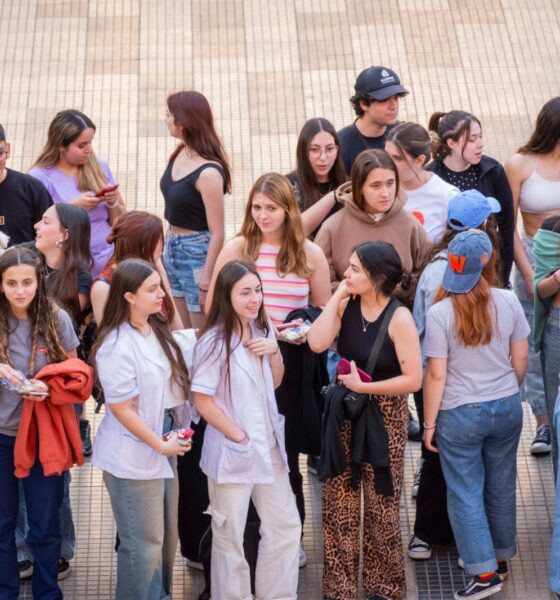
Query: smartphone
xmin=336 ymin=358 xmax=372 ymax=383
xmin=276 ymin=321 xmax=300 ymax=331
xmin=95 ymin=183 xmax=119 ymax=197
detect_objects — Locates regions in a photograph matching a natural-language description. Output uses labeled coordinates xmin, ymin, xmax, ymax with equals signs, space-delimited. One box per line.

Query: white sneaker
xmin=299 ymin=545 xmax=307 ymax=568
xmin=408 ymin=535 xmax=432 ymax=560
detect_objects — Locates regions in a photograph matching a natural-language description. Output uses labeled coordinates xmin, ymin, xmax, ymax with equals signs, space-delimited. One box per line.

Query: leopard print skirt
xmin=322 ymin=394 xmax=408 ymax=600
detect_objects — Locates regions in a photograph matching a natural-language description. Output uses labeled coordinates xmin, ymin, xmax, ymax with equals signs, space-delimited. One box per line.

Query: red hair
xmin=167 ymin=91 xmax=231 ymax=193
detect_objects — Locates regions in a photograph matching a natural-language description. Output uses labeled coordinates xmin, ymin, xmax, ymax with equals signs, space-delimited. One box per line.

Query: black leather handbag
xmin=340 ymin=300 xmax=399 ymax=420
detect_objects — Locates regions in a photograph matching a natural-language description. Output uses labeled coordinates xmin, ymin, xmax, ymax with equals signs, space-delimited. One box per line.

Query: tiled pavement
xmin=5 ymin=1 xmax=560 ymax=598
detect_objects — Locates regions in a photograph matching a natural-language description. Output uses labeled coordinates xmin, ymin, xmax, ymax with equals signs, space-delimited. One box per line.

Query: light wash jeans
xmin=16 ymin=470 xmax=74 ymax=562
xmin=548 ymin=391 xmax=560 ymax=593
xmin=541 ymin=307 xmax=560 ymax=474
xmin=103 ymin=459 xmax=178 ymax=600
xmin=514 ymin=233 xmax=547 ymax=416
xmin=206 ymin=472 xmax=301 ymax=600
xmin=437 ymin=394 xmax=523 ymax=575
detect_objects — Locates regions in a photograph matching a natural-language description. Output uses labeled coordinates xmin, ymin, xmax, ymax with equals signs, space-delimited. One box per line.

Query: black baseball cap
xmin=354 ymin=66 xmax=408 ymax=101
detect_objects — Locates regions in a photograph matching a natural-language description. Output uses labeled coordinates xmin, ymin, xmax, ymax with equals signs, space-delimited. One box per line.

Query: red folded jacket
xmin=14 ymin=358 xmax=94 ymax=478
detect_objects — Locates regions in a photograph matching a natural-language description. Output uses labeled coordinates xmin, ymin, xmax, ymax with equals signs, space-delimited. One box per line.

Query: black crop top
xmin=160 ymin=161 xmax=226 ymax=231
xmin=337 ymin=297 xmax=402 ymax=381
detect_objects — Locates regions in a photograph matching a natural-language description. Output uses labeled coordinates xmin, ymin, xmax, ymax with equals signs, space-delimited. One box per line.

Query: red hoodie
xmin=14 ymin=358 xmax=94 ymax=478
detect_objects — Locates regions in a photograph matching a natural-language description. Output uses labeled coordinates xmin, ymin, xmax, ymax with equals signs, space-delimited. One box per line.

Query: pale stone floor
xmin=6 ymin=0 xmax=560 ymax=598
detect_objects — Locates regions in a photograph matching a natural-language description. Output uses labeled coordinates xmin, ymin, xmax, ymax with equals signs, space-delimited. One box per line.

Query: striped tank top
xmin=255 ymin=244 xmax=310 ymax=325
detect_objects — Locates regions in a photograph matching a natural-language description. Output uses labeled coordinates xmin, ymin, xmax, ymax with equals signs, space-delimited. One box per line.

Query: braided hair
xmin=0 ymin=247 xmax=67 ymax=376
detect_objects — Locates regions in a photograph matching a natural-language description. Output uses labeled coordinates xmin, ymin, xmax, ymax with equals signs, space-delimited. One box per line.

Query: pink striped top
xmin=255 ymin=244 xmax=310 ymax=325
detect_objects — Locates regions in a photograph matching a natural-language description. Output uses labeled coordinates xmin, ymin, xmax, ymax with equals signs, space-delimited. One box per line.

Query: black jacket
xmin=317 ymin=383 xmax=393 ymax=496
xmin=427 ymin=155 xmax=515 ymax=285
xmin=275 ymin=306 xmax=329 ymax=455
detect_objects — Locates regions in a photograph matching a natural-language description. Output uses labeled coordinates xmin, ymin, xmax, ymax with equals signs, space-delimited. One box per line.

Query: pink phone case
xmin=336 ymin=358 xmax=372 ymax=382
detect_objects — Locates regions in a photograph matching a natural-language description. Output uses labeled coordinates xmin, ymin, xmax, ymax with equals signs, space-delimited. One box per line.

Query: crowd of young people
xmin=0 ymin=67 xmax=559 ymax=600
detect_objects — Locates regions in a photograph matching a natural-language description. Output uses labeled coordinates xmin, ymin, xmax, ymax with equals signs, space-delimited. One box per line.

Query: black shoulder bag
xmin=342 ymin=300 xmax=400 ymax=420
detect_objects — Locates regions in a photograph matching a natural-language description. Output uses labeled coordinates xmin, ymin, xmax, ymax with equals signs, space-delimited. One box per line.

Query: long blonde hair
xmin=239 ymin=173 xmax=309 ymax=278
xmin=32 ymin=109 xmax=108 ymax=193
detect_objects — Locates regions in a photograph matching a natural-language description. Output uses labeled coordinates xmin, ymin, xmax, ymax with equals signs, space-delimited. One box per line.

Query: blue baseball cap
xmin=447 ymin=189 xmax=501 ymax=231
xmin=442 ymin=229 xmax=493 ymax=293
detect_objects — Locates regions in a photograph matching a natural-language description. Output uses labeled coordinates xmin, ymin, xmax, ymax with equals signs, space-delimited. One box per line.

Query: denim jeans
xmin=437 ymin=394 xmax=522 ymax=575
xmin=541 ymin=307 xmax=560 ymax=474
xmin=103 ymin=459 xmax=178 ymax=600
xmin=16 ymin=470 xmax=75 ymax=562
xmin=548 ymin=392 xmax=560 ymax=593
xmin=0 ymin=433 xmax=64 ymax=600
xmin=163 ymin=230 xmax=210 ymax=312
xmin=514 ymin=234 xmax=547 ymax=416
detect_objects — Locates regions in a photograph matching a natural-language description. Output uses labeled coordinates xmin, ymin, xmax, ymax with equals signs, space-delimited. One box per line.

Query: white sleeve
xmin=190 ymin=335 xmax=224 ymax=396
xmin=96 ymin=341 xmax=139 ymax=403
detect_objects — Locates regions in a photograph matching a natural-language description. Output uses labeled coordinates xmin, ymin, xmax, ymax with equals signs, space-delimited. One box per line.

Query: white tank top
xmin=519 ymin=170 xmax=560 ymax=213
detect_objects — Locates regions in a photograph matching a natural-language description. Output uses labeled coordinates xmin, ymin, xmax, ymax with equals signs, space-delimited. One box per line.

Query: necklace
xmin=184 ymin=147 xmax=198 ymax=159
xmin=360 ymin=313 xmax=372 ymax=333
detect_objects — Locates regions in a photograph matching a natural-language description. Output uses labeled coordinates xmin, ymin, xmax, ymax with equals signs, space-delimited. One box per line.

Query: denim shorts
xmin=163 ymin=230 xmax=210 ymax=312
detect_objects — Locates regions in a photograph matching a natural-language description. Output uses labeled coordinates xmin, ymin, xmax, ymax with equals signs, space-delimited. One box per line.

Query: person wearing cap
xmin=337 ymin=66 xmax=408 ymax=175
xmin=422 ymin=230 xmax=529 ymax=600
xmin=408 ymin=190 xmax=503 ymax=561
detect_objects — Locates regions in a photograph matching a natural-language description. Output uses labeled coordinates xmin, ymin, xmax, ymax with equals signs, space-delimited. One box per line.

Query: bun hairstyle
xmin=386 ymin=122 xmax=432 ymax=166
xmin=354 ymin=241 xmax=411 ymax=296
xmin=428 ymin=110 xmax=482 ymax=161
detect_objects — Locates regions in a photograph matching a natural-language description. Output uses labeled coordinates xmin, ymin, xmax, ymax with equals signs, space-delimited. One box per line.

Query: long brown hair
xmin=428 ymin=110 xmax=483 ymax=161
xmin=350 ymin=149 xmax=400 ymax=212
xmin=167 ymin=91 xmax=231 ymax=193
xmin=239 ymin=173 xmax=309 ymax=278
xmin=92 ymin=259 xmax=189 ymax=397
xmin=199 ymin=260 xmax=269 ymax=381
xmin=45 ymin=203 xmax=93 ymax=326
xmin=518 ymin=97 xmax=560 ymax=155
xmin=288 ymin=118 xmax=346 ymax=210
xmin=433 ymin=275 xmax=495 ymax=346
xmin=104 ymin=211 xmax=175 ymax=322
xmin=0 ymin=247 xmax=67 ymax=374
xmin=32 ymin=109 xmax=108 ymax=192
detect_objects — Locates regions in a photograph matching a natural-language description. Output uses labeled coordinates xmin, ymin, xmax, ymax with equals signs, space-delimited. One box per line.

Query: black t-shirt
xmin=160 ymin=161 xmax=226 ymax=231
xmin=337 ymin=122 xmax=397 ymax=175
xmin=0 ymin=169 xmax=53 ymax=245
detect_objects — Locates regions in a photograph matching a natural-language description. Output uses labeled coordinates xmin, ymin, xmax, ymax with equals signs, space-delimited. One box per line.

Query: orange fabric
xmin=14 ymin=358 xmax=94 ymax=478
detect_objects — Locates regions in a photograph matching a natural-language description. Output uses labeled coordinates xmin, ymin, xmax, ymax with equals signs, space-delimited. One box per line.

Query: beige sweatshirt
xmin=315 ymin=182 xmax=432 ymax=290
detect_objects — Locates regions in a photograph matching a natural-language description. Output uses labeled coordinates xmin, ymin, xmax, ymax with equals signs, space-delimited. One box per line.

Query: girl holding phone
xmin=192 ymin=260 xmax=301 ymax=600
xmin=0 ymin=247 xmax=80 ymax=599
xmin=307 ymin=241 xmax=422 ymax=600
xmin=30 ymin=109 xmax=125 ymax=278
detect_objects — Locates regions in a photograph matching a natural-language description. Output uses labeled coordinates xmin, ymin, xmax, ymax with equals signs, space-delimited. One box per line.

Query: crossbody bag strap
xmin=364 ymin=300 xmax=400 ymax=377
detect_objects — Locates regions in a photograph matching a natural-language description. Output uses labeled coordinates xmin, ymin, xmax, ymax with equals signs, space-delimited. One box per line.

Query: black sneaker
xmin=57 ymin=558 xmax=71 ymax=581
xmin=18 ymin=560 xmax=33 ymax=580
xmin=80 ymin=419 xmax=93 ymax=457
xmin=457 ymin=558 xmax=508 ymax=581
xmin=531 ymin=424 xmax=552 ymax=455
xmin=454 ymin=573 xmax=503 ymax=599
xmin=411 ymin=457 xmax=424 ymax=498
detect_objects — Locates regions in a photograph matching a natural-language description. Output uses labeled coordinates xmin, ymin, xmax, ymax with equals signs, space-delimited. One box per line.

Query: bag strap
xmin=364 ymin=300 xmax=400 ymax=377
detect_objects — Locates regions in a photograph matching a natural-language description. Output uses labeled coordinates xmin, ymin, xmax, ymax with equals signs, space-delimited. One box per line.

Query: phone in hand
xmin=336 ymin=358 xmax=372 ymax=383
xmin=95 ymin=183 xmax=119 ymax=197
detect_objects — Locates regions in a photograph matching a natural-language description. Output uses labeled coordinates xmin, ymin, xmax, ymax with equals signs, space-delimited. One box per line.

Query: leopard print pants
xmin=322 ymin=394 xmax=408 ymax=600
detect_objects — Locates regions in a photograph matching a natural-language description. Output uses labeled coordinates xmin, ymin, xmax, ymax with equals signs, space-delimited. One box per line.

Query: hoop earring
xmin=55 ymin=239 xmax=64 ymax=248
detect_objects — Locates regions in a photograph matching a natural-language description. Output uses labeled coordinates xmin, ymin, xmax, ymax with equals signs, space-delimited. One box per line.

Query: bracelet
xmin=423 ymin=422 xmax=437 ymax=430
xmin=105 ymin=199 xmax=118 ymax=208
xmin=553 ymin=271 xmax=560 ymax=287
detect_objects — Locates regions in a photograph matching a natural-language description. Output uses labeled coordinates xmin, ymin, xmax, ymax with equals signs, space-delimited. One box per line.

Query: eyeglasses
xmin=308 ymin=145 xmax=338 ymax=159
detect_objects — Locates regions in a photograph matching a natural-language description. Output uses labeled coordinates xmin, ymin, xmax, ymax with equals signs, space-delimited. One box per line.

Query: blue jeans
xmin=542 ymin=307 xmax=560 ymax=474
xmin=163 ymin=230 xmax=210 ymax=312
xmin=0 ymin=433 xmax=64 ymax=599
xmin=437 ymin=394 xmax=522 ymax=575
xmin=514 ymin=234 xmax=547 ymax=416
xmin=16 ymin=470 xmax=75 ymax=562
xmin=548 ymin=392 xmax=560 ymax=593
xmin=103 ymin=460 xmax=178 ymax=600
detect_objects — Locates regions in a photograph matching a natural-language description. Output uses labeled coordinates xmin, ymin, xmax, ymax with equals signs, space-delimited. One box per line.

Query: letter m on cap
xmin=448 ymin=253 xmax=466 ymax=273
